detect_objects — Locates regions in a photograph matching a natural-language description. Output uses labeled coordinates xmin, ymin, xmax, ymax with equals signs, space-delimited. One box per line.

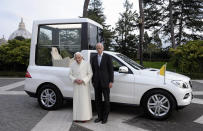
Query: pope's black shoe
xmin=94 ymin=118 xmax=102 ymax=123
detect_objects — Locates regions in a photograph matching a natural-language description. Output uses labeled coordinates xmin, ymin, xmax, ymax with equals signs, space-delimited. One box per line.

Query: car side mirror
xmin=119 ymin=66 xmax=128 ymax=73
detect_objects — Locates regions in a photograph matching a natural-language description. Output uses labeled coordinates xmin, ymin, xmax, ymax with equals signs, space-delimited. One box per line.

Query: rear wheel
xmin=142 ymin=90 xmax=176 ymax=120
xmin=38 ymin=84 xmax=63 ymax=110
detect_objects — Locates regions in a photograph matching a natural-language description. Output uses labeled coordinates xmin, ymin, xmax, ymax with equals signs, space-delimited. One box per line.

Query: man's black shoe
xmin=101 ymin=119 xmax=107 ymax=124
xmin=94 ymin=118 xmax=102 ymax=123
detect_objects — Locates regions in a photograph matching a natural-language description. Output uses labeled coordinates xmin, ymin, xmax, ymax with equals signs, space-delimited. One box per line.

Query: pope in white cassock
xmin=69 ymin=52 xmax=93 ymax=122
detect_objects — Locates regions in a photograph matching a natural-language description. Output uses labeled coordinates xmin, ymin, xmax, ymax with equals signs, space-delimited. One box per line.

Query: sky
xmin=0 ymin=0 xmax=139 ymax=39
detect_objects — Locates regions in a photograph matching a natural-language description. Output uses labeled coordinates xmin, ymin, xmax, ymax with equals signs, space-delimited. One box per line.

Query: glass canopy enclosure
xmin=35 ymin=22 xmax=103 ymax=66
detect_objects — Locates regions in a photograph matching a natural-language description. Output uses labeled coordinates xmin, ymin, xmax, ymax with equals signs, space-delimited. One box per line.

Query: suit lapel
xmin=95 ymin=54 xmax=99 ymax=68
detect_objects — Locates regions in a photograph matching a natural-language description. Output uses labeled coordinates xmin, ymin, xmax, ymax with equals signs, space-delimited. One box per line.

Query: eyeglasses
xmin=96 ymin=48 xmax=102 ymax=50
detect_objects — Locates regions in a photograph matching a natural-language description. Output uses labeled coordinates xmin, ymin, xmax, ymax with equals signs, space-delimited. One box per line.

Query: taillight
xmin=25 ymin=71 xmax=32 ymax=78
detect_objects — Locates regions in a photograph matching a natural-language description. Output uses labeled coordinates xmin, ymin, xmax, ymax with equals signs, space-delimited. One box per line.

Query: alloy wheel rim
xmin=40 ymin=89 xmax=56 ymax=107
xmin=147 ymin=94 xmax=170 ymax=117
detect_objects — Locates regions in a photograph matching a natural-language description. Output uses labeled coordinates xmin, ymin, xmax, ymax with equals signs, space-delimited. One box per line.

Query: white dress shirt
xmin=97 ymin=52 xmax=103 ymax=66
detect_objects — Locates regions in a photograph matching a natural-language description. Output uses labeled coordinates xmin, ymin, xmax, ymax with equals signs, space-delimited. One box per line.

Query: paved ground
xmin=0 ymin=78 xmax=203 ymax=131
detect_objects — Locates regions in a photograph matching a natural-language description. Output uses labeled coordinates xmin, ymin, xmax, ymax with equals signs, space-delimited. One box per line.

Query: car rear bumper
xmin=24 ymin=90 xmax=37 ymax=98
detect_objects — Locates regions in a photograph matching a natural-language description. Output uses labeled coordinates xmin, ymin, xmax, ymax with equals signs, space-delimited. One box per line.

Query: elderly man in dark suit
xmin=91 ymin=43 xmax=114 ymax=124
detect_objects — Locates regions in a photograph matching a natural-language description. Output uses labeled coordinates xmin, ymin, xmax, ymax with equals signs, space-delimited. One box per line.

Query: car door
xmin=110 ymin=56 xmax=135 ymax=104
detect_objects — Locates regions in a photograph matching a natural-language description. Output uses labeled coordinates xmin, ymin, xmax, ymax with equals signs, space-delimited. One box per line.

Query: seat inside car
xmin=51 ymin=47 xmax=73 ymax=67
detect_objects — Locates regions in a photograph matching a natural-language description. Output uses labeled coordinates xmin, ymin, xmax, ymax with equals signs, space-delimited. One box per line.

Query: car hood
xmin=141 ymin=68 xmax=190 ymax=81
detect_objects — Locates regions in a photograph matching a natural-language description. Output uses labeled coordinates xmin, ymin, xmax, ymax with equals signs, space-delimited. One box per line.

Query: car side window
xmin=112 ymin=57 xmax=123 ymax=72
xmin=112 ymin=56 xmax=133 ymax=74
xmin=90 ymin=53 xmax=132 ymax=73
xmin=90 ymin=53 xmax=122 ymax=71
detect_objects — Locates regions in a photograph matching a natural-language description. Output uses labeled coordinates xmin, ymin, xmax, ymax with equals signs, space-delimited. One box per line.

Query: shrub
xmin=170 ymin=40 xmax=203 ymax=73
xmin=0 ymin=39 xmax=30 ymax=71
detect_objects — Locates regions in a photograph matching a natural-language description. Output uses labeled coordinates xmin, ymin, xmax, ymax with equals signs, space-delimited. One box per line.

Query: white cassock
xmin=69 ymin=60 xmax=93 ymax=121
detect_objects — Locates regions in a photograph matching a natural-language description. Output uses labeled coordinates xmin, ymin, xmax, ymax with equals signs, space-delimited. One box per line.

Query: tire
xmin=142 ymin=90 xmax=176 ymax=120
xmin=37 ymin=84 xmax=63 ymax=110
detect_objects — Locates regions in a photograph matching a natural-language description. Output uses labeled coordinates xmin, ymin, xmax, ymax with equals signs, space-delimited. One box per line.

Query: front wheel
xmin=38 ymin=84 xmax=63 ymax=110
xmin=142 ymin=90 xmax=176 ymax=120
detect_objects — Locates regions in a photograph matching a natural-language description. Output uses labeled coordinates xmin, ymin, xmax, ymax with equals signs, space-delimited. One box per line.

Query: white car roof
xmin=33 ymin=18 xmax=103 ymax=29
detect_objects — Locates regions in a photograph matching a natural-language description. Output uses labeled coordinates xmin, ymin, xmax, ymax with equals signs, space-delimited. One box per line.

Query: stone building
xmin=8 ymin=18 xmax=31 ymax=40
xmin=0 ymin=36 xmax=7 ymax=45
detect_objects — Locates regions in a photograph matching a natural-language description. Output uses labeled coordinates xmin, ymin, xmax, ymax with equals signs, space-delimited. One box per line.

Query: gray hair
xmin=74 ymin=52 xmax=83 ymax=58
xmin=96 ymin=43 xmax=104 ymax=48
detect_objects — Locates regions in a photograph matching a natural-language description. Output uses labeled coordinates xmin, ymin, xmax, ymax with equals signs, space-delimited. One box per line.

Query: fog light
xmin=184 ymin=93 xmax=190 ymax=99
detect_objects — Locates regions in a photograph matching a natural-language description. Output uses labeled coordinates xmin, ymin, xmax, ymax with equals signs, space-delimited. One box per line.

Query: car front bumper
xmin=176 ymin=91 xmax=193 ymax=106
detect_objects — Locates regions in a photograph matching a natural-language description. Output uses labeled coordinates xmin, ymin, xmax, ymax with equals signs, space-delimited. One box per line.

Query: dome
xmin=9 ymin=18 xmax=31 ymax=40
xmin=0 ymin=35 xmax=7 ymax=45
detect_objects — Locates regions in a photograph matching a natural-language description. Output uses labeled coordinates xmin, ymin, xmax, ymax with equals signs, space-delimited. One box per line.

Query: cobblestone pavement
xmin=0 ymin=78 xmax=203 ymax=131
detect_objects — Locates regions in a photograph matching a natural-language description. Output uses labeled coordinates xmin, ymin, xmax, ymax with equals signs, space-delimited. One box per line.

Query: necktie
xmin=98 ymin=55 xmax=101 ymax=66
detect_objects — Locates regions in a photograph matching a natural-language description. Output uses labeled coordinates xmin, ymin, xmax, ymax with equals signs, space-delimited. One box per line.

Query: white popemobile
xmin=24 ymin=18 xmax=193 ymax=120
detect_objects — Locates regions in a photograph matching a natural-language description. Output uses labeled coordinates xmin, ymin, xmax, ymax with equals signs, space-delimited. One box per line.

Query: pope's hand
xmin=74 ymin=79 xmax=79 ymax=84
xmin=78 ymin=80 xmax=83 ymax=84
xmin=74 ymin=79 xmax=83 ymax=84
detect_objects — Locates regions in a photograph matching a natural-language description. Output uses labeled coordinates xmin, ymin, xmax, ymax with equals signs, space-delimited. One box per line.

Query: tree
xmin=139 ymin=0 xmax=144 ymax=65
xmin=87 ymin=0 xmax=105 ymax=25
xmin=114 ymin=0 xmax=138 ymax=58
xmin=147 ymin=43 xmax=158 ymax=61
xmin=153 ymin=32 xmax=162 ymax=49
xmin=143 ymin=0 xmax=163 ymax=31
xmin=169 ymin=0 xmax=175 ymax=48
xmin=103 ymin=25 xmax=115 ymax=50
xmin=87 ymin=0 xmax=114 ymax=50
xmin=83 ymin=0 xmax=90 ymax=17
xmin=14 ymin=36 xmax=25 ymax=41
xmin=0 ymin=39 xmax=30 ymax=71
xmin=173 ymin=0 xmax=203 ymax=45
xmin=126 ymin=34 xmax=139 ymax=59
xmin=143 ymin=31 xmax=152 ymax=52
xmin=143 ymin=0 xmax=203 ymax=47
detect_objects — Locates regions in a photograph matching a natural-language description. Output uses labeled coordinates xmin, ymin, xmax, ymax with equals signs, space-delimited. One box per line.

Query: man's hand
xmin=109 ymin=82 xmax=113 ymax=88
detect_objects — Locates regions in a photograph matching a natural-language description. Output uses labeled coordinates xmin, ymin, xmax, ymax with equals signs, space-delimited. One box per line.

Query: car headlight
xmin=189 ymin=81 xmax=192 ymax=88
xmin=171 ymin=80 xmax=182 ymax=86
xmin=182 ymin=83 xmax=188 ymax=88
xmin=171 ymin=80 xmax=189 ymax=89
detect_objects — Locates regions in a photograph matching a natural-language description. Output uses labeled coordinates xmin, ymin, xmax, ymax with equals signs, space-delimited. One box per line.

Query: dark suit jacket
xmin=91 ymin=53 xmax=114 ymax=88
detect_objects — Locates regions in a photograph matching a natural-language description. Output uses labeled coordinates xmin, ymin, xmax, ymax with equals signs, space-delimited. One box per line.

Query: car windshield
xmin=116 ymin=54 xmax=145 ymax=70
